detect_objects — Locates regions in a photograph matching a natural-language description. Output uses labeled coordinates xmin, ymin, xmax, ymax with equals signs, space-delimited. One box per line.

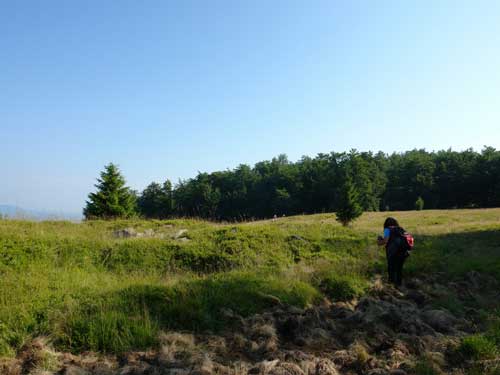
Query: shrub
xmin=486 ymin=318 xmax=500 ymax=346
xmin=458 ymin=335 xmax=498 ymax=361
xmin=319 ymin=273 xmax=367 ymax=301
xmin=415 ymin=196 xmax=425 ymax=211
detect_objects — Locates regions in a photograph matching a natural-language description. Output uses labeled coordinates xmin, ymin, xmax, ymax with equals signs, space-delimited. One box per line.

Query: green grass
xmin=458 ymin=335 xmax=498 ymax=361
xmin=414 ymin=359 xmax=441 ymax=375
xmin=1 ymin=209 xmax=500 ymax=356
xmin=317 ymin=272 xmax=368 ymax=301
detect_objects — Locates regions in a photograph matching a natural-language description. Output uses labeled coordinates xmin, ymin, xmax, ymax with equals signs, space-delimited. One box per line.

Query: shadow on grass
xmin=405 ymin=229 xmax=500 ymax=280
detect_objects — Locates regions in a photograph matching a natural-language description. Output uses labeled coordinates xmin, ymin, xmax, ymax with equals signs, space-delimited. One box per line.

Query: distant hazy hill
xmin=0 ymin=204 xmax=81 ymax=221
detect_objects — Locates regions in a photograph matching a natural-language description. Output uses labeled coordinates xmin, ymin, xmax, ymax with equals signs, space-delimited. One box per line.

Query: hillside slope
xmin=0 ymin=209 xmax=499 ymax=374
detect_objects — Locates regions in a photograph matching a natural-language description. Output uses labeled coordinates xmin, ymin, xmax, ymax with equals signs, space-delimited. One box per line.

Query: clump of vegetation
xmin=457 ymin=335 xmax=498 ymax=361
xmin=319 ymin=273 xmax=368 ymax=301
xmin=414 ymin=359 xmax=442 ymax=375
xmin=335 ymin=176 xmax=363 ymax=227
xmin=415 ymin=196 xmax=425 ymax=210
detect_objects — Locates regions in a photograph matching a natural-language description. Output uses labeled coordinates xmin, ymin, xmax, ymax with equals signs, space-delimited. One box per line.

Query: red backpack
xmin=402 ymin=231 xmax=415 ymax=251
xmin=390 ymin=227 xmax=415 ymax=252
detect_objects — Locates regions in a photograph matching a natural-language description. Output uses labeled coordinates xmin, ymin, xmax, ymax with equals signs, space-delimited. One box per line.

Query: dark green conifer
xmin=336 ymin=176 xmax=363 ymax=226
xmin=83 ymin=163 xmax=136 ymax=219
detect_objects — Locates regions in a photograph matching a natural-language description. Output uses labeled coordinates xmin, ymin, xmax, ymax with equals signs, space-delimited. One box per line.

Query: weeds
xmin=458 ymin=335 xmax=498 ymax=361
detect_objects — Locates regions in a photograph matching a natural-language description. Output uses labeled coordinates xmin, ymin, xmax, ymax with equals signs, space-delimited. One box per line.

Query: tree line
xmin=84 ymin=147 xmax=500 ymax=221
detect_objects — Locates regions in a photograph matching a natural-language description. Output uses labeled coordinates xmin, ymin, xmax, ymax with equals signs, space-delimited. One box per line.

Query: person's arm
xmin=377 ymin=228 xmax=390 ymax=246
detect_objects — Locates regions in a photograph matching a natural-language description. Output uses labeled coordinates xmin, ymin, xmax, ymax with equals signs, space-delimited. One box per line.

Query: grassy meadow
xmin=0 ymin=209 xmax=500 ymax=357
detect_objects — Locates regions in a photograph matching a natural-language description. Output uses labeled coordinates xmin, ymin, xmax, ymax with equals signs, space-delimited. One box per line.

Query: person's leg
xmin=399 ymin=254 xmax=408 ymax=286
xmin=387 ymin=255 xmax=395 ymax=284
xmin=394 ymin=255 xmax=405 ymax=286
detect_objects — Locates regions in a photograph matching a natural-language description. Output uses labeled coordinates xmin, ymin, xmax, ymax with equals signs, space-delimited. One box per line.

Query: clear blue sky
xmin=1 ymin=1 xmax=500 ymax=214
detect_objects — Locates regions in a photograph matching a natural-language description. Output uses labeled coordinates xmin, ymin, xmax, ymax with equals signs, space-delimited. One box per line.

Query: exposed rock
xmin=173 ymin=229 xmax=188 ymax=239
xmin=405 ymin=290 xmax=427 ymax=306
xmin=421 ymin=309 xmax=457 ymax=333
xmin=114 ymin=228 xmax=137 ymax=238
xmin=114 ymin=228 xmax=158 ymax=239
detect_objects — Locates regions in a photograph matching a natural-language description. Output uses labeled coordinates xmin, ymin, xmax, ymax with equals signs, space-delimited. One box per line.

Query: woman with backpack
xmin=377 ymin=217 xmax=413 ymax=287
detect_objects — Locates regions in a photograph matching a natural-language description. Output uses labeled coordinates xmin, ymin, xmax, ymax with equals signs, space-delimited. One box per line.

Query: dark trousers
xmin=387 ymin=253 xmax=407 ymax=286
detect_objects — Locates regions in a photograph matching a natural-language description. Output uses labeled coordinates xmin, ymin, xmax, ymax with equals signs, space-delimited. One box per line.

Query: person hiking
xmin=377 ymin=217 xmax=412 ymax=287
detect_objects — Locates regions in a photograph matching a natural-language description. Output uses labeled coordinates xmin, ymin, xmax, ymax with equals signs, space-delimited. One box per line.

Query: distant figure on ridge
xmin=377 ymin=217 xmax=414 ymax=287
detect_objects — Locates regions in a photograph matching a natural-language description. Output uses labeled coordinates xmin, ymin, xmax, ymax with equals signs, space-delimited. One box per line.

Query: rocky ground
xmin=2 ymin=271 xmax=499 ymax=375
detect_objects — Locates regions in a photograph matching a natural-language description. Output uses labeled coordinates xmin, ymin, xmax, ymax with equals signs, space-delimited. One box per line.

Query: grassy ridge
xmin=1 ymin=209 xmax=499 ymax=356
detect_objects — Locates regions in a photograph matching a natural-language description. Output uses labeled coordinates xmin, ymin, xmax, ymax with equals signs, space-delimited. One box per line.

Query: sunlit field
xmin=1 ymin=209 xmax=499 ymax=359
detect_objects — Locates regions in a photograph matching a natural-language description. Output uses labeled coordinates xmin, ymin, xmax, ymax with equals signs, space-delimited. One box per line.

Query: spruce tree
xmin=83 ymin=163 xmax=136 ymax=219
xmin=335 ymin=176 xmax=363 ymax=226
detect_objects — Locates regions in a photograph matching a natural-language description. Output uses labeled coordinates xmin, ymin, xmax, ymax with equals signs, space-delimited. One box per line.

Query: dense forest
xmin=84 ymin=147 xmax=500 ymax=220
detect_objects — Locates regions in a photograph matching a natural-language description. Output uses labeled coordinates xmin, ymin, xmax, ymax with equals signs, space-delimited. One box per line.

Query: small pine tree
xmin=83 ymin=163 xmax=136 ymax=219
xmin=336 ymin=176 xmax=363 ymax=226
xmin=415 ymin=196 xmax=425 ymax=211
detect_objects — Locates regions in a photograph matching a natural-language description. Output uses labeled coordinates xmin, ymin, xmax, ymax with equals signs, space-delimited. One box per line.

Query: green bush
xmin=485 ymin=318 xmax=500 ymax=347
xmin=319 ymin=273 xmax=368 ymax=301
xmin=458 ymin=335 xmax=498 ymax=361
xmin=415 ymin=196 xmax=425 ymax=211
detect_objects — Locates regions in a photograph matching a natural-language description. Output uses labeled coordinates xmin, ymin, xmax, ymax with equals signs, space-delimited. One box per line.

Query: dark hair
xmin=384 ymin=217 xmax=399 ymax=228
